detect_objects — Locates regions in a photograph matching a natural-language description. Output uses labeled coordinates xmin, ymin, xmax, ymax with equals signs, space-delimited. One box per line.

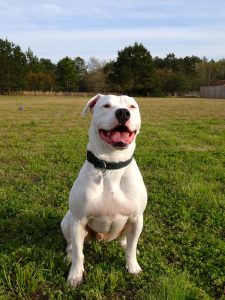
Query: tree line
xmin=0 ymin=38 xmax=225 ymax=96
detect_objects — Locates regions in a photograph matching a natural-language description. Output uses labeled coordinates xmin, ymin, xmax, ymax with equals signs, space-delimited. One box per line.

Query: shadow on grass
xmin=1 ymin=207 xmax=64 ymax=254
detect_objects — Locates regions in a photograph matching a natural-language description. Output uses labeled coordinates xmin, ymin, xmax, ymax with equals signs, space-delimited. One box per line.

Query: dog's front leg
xmin=125 ymin=214 xmax=143 ymax=274
xmin=68 ymin=217 xmax=87 ymax=287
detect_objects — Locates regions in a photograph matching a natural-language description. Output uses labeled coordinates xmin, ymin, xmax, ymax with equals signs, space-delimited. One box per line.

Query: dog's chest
xmin=86 ymin=175 xmax=137 ymax=236
xmin=87 ymin=174 xmax=137 ymax=218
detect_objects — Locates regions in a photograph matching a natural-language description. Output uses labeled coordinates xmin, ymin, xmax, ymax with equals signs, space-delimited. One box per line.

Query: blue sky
xmin=1 ymin=0 xmax=225 ymax=62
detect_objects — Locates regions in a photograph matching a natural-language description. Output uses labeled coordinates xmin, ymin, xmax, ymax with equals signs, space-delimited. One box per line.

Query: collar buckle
xmin=94 ymin=159 xmax=107 ymax=175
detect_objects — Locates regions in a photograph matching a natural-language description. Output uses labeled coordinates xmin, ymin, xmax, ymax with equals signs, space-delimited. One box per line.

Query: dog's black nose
xmin=115 ymin=109 xmax=130 ymax=123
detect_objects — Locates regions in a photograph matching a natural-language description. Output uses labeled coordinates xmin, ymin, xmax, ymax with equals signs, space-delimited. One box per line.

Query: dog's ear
xmin=82 ymin=94 xmax=104 ymax=116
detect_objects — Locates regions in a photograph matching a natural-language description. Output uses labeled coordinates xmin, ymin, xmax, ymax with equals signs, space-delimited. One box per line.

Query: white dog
xmin=61 ymin=94 xmax=147 ymax=287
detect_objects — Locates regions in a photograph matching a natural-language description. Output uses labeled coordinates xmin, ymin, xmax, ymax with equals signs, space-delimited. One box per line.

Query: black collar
xmin=87 ymin=151 xmax=132 ymax=172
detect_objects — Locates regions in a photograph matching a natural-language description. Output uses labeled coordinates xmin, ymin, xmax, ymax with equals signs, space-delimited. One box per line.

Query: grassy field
xmin=0 ymin=96 xmax=225 ymax=300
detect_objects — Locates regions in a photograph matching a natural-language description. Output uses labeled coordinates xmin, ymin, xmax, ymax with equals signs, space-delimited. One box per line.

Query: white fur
xmin=61 ymin=94 xmax=147 ymax=287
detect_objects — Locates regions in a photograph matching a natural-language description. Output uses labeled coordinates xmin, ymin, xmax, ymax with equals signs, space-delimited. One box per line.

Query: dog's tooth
xmin=107 ymin=132 xmax=110 ymax=136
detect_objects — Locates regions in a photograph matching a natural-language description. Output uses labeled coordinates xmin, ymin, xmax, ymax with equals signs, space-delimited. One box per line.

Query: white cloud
xmin=0 ymin=0 xmax=225 ymax=61
xmin=40 ymin=3 xmax=66 ymax=15
xmin=2 ymin=26 xmax=225 ymax=62
xmin=1 ymin=0 xmax=225 ymax=30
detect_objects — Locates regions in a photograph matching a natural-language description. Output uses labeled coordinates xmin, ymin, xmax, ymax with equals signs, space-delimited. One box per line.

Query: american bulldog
xmin=61 ymin=94 xmax=147 ymax=286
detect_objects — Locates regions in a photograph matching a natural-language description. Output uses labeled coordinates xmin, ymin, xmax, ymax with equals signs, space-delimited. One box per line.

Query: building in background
xmin=200 ymin=80 xmax=225 ymax=98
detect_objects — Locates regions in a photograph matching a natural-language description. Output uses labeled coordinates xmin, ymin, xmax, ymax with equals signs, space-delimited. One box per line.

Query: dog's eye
xmin=103 ymin=104 xmax=111 ymax=108
xmin=130 ymin=105 xmax=136 ymax=109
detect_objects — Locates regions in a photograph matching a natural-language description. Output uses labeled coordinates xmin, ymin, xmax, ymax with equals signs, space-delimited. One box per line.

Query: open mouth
xmin=99 ymin=124 xmax=136 ymax=148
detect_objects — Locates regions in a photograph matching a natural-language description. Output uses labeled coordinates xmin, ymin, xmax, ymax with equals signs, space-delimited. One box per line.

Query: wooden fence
xmin=2 ymin=91 xmax=94 ymax=97
xmin=200 ymin=86 xmax=225 ymax=98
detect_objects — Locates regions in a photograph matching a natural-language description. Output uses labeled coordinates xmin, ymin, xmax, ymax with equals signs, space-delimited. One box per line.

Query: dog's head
xmin=82 ymin=94 xmax=141 ymax=151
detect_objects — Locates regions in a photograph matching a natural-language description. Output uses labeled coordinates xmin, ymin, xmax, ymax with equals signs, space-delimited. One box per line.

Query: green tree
xmin=56 ymin=57 xmax=81 ymax=91
xmin=215 ymin=59 xmax=225 ymax=79
xmin=195 ymin=58 xmax=225 ymax=87
xmin=107 ymin=43 xmax=154 ymax=95
xmin=74 ymin=57 xmax=87 ymax=91
xmin=153 ymin=68 xmax=191 ymax=96
xmin=25 ymin=53 xmax=56 ymax=91
xmin=153 ymin=54 xmax=202 ymax=95
xmin=39 ymin=58 xmax=56 ymax=90
xmin=26 ymin=72 xmax=55 ymax=91
xmin=0 ymin=39 xmax=27 ymax=93
xmin=153 ymin=56 xmax=166 ymax=70
xmin=40 ymin=58 xmax=56 ymax=73
xmin=164 ymin=53 xmax=182 ymax=72
xmin=164 ymin=70 xmax=189 ymax=95
xmin=183 ymin=56 xmax=201 ymax=76
xmin=26 ymin=48 xmax=42 ymax=73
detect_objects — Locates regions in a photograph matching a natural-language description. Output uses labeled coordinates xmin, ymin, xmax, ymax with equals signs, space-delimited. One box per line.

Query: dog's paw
xmin=126 ymin=260 xmax=142 ymax=274
xmin=67 ymin=268 xmax=84 ymax=287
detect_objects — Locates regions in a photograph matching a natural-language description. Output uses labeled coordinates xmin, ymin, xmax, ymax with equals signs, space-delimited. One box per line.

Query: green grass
xmin=0 ymin=96 xmax=225 ymax=300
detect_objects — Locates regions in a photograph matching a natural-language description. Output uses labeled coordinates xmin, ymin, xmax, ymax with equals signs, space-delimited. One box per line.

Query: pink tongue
xmin=110 ymin=131 xmax=130 ymax=143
